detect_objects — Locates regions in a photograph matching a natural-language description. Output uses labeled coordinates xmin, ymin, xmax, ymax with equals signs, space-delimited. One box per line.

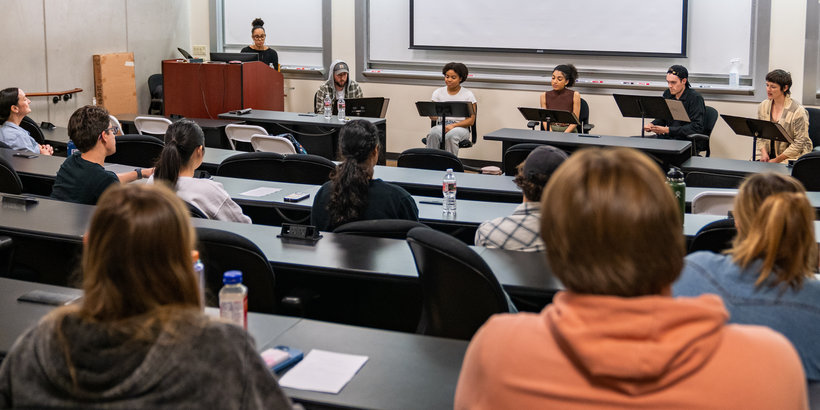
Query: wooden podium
xmin=162 ymin=60 xmax=284 ymax=119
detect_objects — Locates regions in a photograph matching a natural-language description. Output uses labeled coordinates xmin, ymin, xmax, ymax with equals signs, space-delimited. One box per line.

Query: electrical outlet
xmin=192 ymin=45 xmax=207 ymax=56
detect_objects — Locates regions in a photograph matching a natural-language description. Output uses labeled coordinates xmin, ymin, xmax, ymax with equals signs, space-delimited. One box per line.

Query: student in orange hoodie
xmin=455 ymin=147 xmax=807 ymax=409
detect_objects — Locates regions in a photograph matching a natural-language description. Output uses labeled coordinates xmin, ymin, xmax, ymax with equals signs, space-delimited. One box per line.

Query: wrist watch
xmin=135 ymin=168 xmax=143 ymax=180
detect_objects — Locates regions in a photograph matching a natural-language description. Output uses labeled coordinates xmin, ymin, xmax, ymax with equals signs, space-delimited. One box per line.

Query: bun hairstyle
xmin=251 ymin=17 xmax=265 ymax=33
xmin=553 ymin=64 xmax=578 ymax=87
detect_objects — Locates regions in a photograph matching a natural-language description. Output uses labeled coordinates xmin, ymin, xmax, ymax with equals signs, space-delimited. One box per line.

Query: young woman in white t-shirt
xmin=425 ymin=62 xmax=477 ymax=155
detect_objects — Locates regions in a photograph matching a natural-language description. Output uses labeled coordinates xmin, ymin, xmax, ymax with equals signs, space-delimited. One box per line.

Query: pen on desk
xmin=298 ymin=113 xmax=317 ymax=117
xmin=419 ymin=200 xmax=443 ymax=205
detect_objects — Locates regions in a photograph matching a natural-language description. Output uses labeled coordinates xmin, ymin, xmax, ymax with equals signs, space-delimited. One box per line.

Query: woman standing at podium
xmin=756 ymin=69 xmax=812 ymax=163
xmin=540 ymin=64 xmax=581 ymax=133
xmin=240 ymin=18 xmax=279 ymax=70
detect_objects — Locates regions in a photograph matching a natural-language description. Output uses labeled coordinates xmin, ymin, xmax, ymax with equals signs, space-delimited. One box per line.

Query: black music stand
xmin=517 ymin=107 xmax=580 ymax=132
xmin=613 ymin=94 xmax=690 ymax=137
xmin=416 ymin=101 xmax=474 ymax=150
xmin=720 ymin=114 xmax=792 ymax=160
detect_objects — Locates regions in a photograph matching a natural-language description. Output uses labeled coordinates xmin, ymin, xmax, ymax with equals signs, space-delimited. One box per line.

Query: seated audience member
xmin=311 ymin=120 xmax=418 ymax=231
xmin=0 ymin=87 xmax=53 ymax=155
xmin=540 ymin=64 xmax=581 ymax=132
xmin=455 ymin=148 xmax=807 ymax=409
xmin=51 ymin=105 xmax=153 ymax=205
xmin=674 ymin=173 xmax=820 ymax=381
xmin=425 ymin=62 xmax=477 ymax=155
xmin=474 ymin=145 xmax=567 ymax=251
xmin=313 ymin=60 xmax=362 ymax=114
xmin=644 ymin=65 xmax=706 ymax=151
xmin=150 ymin=119 xmax=251 ymax=223
xmin=0 ymin=184 xmax=294 ymax=408
xmin=756 ymin=69 xmax=812 ymax=163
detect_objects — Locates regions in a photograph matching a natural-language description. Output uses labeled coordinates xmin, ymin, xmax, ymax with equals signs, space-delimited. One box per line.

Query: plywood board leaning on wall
xmin=93 ymin=52 xmax=137 ymax=115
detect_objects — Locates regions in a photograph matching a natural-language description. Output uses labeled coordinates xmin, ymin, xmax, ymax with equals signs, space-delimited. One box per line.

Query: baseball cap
xmin=667 ymin=65 xmax=691 ymax=87
xmin=334 ymin=62 xmax=349 ymax=75
xmin=522 ymin=145 xmax=568 ymax=178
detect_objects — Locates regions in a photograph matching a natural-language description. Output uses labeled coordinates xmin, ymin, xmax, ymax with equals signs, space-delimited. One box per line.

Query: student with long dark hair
xmin=150 ymin=119 xmax=250 ymax=223
xmin=0 ymin=87 xmax=53 ymax=154
xmin=311 ymin=120 xmax=418 ymax=231
xmin=0 ymin=184 xmax=293 ymax=408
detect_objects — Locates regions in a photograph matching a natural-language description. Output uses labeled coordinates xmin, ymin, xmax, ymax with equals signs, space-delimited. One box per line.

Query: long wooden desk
xmin=484 ymin=128 xmax=692 ymax=167
xmin=0 ymin=277 xmax=467 ymax=409
xmin=218 ymin=110 xmax=388 ymax=165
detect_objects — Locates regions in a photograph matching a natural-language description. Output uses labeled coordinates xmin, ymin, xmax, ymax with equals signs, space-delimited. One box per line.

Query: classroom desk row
xmin=0 ymin=277 xmax=467 ymax=410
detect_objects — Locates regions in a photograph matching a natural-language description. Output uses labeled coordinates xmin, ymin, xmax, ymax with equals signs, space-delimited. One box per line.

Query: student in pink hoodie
xmin=455 ymin=147 xmax=807 ymax=409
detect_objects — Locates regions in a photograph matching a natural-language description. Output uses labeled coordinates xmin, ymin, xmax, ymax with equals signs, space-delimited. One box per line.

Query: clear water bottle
xmin=193 ymin=255 xmax=205 ymax=303
xmin=337 ymin=96 xmax=346 ymax=120
xmin=66 ymin=139 xmax=77 ymax=156
xmin=666 ymin=167 xmax=685 ymax=223
xmin=323 ymin=93 xmax=332 ymax=119
xmin=219 ymin=270 xmax=248 ymax=329
xmin=442 ymin=168 xmax=457 ymax=215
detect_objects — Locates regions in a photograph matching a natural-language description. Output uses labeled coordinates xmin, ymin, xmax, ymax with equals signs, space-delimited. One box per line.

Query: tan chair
xmin=109 ymin=115 xmax=123 ymax=136
xmin=225 ymin=124 xmax=268 ymax=150
xmin=250 ymin=134 xmax=296 ymax=154
xmin=691 ymin=191 xmax=737 ymax=216
xmin=133 ymin=116 xmax=172 ymax=137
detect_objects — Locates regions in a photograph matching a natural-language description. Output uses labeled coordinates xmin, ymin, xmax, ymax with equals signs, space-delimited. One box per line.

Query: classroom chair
xmin=225 ymin=124 xmax=268 ymax=151
xmin=217 ymin=152 xmax=336 ymax=185
xmin=792 ymin=151 xmax=820 ymax=191
xmin=250 ymin=134 xmax=297 ymax=154
xmin=406 ymin=227 xmax=511 ymax=340
xmin=691 ymin=191 xmax=736 ymax=216
xmin=186 ymin=201 xmax=208 ymax=219
xmin=19 ymin=116 xmax=45 ymax=145
xmin=397 ymin=148 xmax=464 ymax=172
xmin=688 ymin=218 xmax=737 ymax=254
xmin=0 ymin=155 xmax=24 ymax=195
xmin=105 ymin=134 xmax=164 ymax=168
xmin=147 ymin=74 xmax=164 ymax=115
xmin=502 ymin=143 xmax=542 ymax=176
xmin=684 ymin=171 xmax=744 ymax=189
xmin=333 ymin=219 xmax=428 ymax=239
xmin=133 ymin=116 xmax=172 ymax=137
xmin=805 ymin=107 xmax=820 ymax=151
xmin=686 ymin=105 xmax=719 ymax=157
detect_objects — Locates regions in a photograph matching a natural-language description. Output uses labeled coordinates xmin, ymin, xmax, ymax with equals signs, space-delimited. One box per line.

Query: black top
xmin=311 ymin=179 xmax=419 ymax=231
xmin=240 ymin=46 xmax=279 ymax=69
xmin=651 ymin=87 xmax=706 ymax=140
xmin=51 ymin=153 xmax=119 ymax=205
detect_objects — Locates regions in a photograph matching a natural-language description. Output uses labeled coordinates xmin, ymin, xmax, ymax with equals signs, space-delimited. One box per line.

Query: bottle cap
xmin=223 ymin=270 xmax=243 ymax=284
xmin=667 ymin=167 xmax=684 ymax=180
xmin=446 ymin=168 xmax=453 ymax=172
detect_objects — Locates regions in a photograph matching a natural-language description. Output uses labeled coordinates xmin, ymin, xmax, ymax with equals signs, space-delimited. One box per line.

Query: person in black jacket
xmin=645 ymin=65 xmax=706 ymax=150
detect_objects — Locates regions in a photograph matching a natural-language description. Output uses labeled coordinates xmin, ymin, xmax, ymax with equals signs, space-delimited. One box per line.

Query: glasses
xmin=102 ymin=126 xmax=120 ymax=136
xmin=253 ymin=34 xmax=266 ymax=39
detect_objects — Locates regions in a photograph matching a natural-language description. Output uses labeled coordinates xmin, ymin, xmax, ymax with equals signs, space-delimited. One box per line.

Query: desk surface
xmin=116 ymin=113 xmax=242 ymax=129
xmin=681 ymin=156 xmax=790 ymax=176
xmin=218 ymin=110 xmax=386 ymax=127
xmin=484 ymin=128 xmax=692 ymax=156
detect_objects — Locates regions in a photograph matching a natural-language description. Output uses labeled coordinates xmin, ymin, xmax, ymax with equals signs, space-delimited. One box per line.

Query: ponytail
xmin=731 ymin=192 xmax=817 ymax=290
xmin=153 ymin=119 xmax=204 ymax=188
xmin=326 ymin=120 xmax=379 ymax=228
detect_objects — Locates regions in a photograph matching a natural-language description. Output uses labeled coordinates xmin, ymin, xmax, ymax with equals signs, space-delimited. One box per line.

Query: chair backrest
xmin=133 ymin=116 xmax=172 ymax=137
xmin=109 ymin=115 xmax=122 ymax=136
xmin=793 ymin=151 xmax=820 ymax=191
xmin=397 ymin=148 xmax=464 ymax=172
xmin=688 ymin=218 xmax=737 ymax=254
xmin=19 ymin=116 xmax=45 ymax=144
xmin=186 ymin=201 xmax=208 ymax=219
xmin=579 ymin=98 xmax=590 ymax=133
xmin=282 ymin=154 xmax=337 ymax=185
xmin=502 ymin=143 xmax=542 ymax=176
xmin=806 ymin=107 xmax=820 ymax=150
xmin=195 ymin=227 xmax=276 ymax=313
xmin=0 ymin=155 xmax=23 ymax=195
xmin=406 ymin=227 xmax=510 ymax=340
xmin=333 ymin=219 xmax=429 ymax=239
xmin=225 ymin=124 xmax=268 ymax=150
xmin=217 ymin=152 xmax=335 ymax=184
xmin=684 ymin=171 xmax=744 ymax=189
xmin=691 ymin=191 xmax=737 ymax=216
xmin=148 ymin=74 xmax=163 ymax=99
xmin=105 ymin=134 xmax=165 ymax=168
xmin=703 ymin=106 xmax=719 ymax=137
xmin=250 ymin=134 xmax=296 ymax=154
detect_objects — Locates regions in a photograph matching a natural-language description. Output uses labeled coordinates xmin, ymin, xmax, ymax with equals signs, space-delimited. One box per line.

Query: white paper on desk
xmin=278 ymin=349 xmax=368 ymax=394
xmin=240 ymin=187 xmax=282 ymax=197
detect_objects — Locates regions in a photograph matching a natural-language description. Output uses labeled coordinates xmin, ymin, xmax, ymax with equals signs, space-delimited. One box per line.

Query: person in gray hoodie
xmin=0 ymin=183 xmax=294 ymax=409
xmin=313 ymin=59 xmax=363 ymax=114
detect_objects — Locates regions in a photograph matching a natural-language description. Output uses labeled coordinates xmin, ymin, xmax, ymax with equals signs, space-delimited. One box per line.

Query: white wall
xmin=195 ymin=0 xmax=814 ymax=161
xmin=1 ymin=0 xmax=190 ymax=126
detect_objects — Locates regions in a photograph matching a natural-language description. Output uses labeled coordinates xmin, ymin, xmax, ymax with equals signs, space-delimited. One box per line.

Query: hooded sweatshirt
xmin=455 ymin=292 xmax=807 ymax=409
xmin=0 ymin=311 xmax=294 ymax=409
xmin=313 ymin=59 xmax=363 ymax=113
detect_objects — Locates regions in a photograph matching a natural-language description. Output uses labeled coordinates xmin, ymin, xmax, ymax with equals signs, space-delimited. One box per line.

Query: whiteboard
xmin=370 ymin=0 xmax=753 ymax=76
xmin=223 ymin=0 xmax=323 ymax=48
xmin=411 ymin=0 xmax=685 ymax=56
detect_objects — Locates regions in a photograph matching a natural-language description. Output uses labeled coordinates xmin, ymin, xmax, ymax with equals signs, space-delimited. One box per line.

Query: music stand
xmin=720 ymin=114 xmax=792 ymax=160
xmin=613 ymin=94 xmax=690 ymax=137
xmin=416 ymin=101 xmax=474 ymax=150
xmin=517 ymin=107 xmax=580 ymax=132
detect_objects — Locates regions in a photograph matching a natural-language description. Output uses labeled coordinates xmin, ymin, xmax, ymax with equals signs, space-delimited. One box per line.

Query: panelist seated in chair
xmin=455 ymin=148 xmax=807 ymax=409
xmin=475 ymin=145 xmax=567 ymax=251
xmin=755 ymin=69 xmax=813 ymax=163
xmin=675 ymin=173 xmax=820 ymax=382
xmin=311 ymin=120 xmax=418 ymax=231
xmin=644 ymin=65 xmax=706 ymax=145
xmin=0 ymin=87 xmax=53 ymax=155
xmin=0 ymin=184 xmax=295 ymax=408
xmin=539 ymin=64 xmax=581 ymax=133
xmin=149 ymin=119 xmax=251 ymax=223
xmin=425 ymin=62 xmax=477 ymax=155
xmin=313 ymin=60 xmax=362 ymax=114
xmin=51 ymin=105 xmax=154 ymax=205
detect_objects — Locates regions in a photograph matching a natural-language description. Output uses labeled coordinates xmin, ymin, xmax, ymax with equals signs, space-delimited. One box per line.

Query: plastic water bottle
xmin=666 ymin=167 xmax=685 ymax=222
xmin=66 ymin=139 xmax=77 ymax=156
xmin=193 ymin=256 xmax=205 ymax=303
xmin=337 ymin=96 xmax=346 ymax=120
xmin=219 ymin=270 xmax=248 ymax=329
xmin=442 ymin=168 xmax=457 ymax=215
xmin=323 ymin=93 xmax=332 ymax=119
